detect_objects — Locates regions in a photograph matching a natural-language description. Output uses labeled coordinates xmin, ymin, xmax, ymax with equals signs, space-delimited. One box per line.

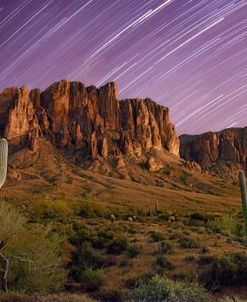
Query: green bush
xmin=0 ymin=202 xmax=65 ymax=292
xmin=107 ymin=236 xmax=128 ymax=254
xmin=77 ymin=201 xmax=111 ymax=218
xmin=205 ymin=252 xmax=247 ymax=288
xmin=179 ymin=236 xmax=201 ymax=249
xmin=200 ymin=246 xmax=210 ymax=254
xmin=91 ymin=230 xmax=114 ymax=249
xmin=79 ymin=269 xmax=104 ymax=291
xmin=207 ymin=215 xmax=241 ymax=237
xmin=158 ymin=212 xmax=170 ymax=221
xmin=197 ymin=255 xmax=214 ymax=265
xmin=30 ymin=198 xmax=73 ymax=222
xmin=157 ymin=240 xmax=173 ymax=255
xmin=190 ymin=212 xmax=210 ymax=222
xmin=127 ymin=244 xmax=142 ymax=258
xmin=155 ymin=256 xmax=174 ymax=270
xmin=69 ymin=241 xmax=105 ymax=282
xmin=132 ymin=276 xmax=208 ymax=302
xmin=149 ymin=231 xmax=165 ymax=242
xmin=71 ymin=222 xmax=92 ymax=242
xmin=97 ymin=288 xmax=129 ymax=302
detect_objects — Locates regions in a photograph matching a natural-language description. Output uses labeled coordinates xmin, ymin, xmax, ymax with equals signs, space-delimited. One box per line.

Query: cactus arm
xmin=0 ymin=138 xmax=8 ymax=189
xmin=239 ymin=170 xmax=247 ymax=237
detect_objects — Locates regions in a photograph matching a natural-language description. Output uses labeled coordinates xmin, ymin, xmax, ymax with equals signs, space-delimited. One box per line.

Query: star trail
xmin=0 ymin=0 xmax=246 ymax=134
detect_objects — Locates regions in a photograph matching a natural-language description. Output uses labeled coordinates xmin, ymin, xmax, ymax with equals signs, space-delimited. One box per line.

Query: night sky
xmin=0 ymin=0 xmax=246 ymax=134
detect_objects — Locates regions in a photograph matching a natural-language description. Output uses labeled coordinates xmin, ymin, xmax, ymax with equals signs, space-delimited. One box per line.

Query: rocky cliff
xmin=0 ymin=80 xmax=179 ymax=169
xmin=180 ymin=128 xmax=247 ymax=176
xmin=0 ymin=85 xmax=40 ymax=151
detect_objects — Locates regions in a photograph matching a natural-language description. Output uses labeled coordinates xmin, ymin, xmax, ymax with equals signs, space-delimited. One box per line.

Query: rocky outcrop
xmin=180 ymin=128 xmax=247 ymax=173
xmin=183 ymin=160 xmax=202 ymax=173
xmin=0 ymin=80 xmax=179 ymax=165
xmin=0 ymin=85 xmax=40 ymax=151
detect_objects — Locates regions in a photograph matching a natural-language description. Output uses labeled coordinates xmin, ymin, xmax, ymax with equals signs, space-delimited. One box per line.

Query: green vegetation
xmin=132 ymin=276 xmax=208 ymax=302
xmin=0 ymin=202 xmax=65 ymax=292
xmin=204 ymin=252 xmax=247 ymax=289
xmin=107 ymin=235 xmax=128 ymax=254
xmin=155 ymin=255 xmax=174 ymax=270
xmin=2 ymin=195 xmax=247 ymax=301
xmin=207 ymin=214 xmax=241 ymax=236
xmin=157 ymin=240 xmax=173 ymax=255
xmin=179 ymin=236 xmax=201 ymax=249
xmin=149 ymin=230 xmax=166 ymax=242
xmin=126 ymin=244 xmax=142 ymax=258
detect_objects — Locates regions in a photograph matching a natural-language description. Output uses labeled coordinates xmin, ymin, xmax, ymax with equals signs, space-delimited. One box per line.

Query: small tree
xmin=0 ymin=202 xmax=66 ymax=292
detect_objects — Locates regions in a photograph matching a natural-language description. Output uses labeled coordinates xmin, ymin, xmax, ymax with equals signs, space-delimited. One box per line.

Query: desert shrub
xmin=0 ymin=293 xmax=95 ymax=302
xmin=149 ymin=231 xmax=165 ymax=242
xmin=78 ymin=202 xmax=94 ymax=218
xmin=128 ymin=228 xmax=138 ymax=235
xmin=126 ymin=272 xmax=155 ymax=288
xmin=132 ymin=276 xmax=208 ymax=302
xmin=184 ymin=255 xmax=195 ymax=262
xmin=71 ymin=222 xmax=114 ymax=248
xmin=183 ymin=229 xmax=191 ymax=236
xmin=77 ymin=201 xmax=111 ymax=218
xmin=127 ymin=244 xmax=142 ymax=258
xmin=107 ymin=235 xmax=128 ymax=254
xmin=0 ymin=202 xmax=65 ymax=292
xmin=188 ymin=213 xmax=212 ymax=228
xmin=157 ymin=240 xmax=173 ymax=255
xmin=179 ymin=236 xmax=201 ymax=249
xmin=205 ymin=252 xmax=247 ymax=288
xmin=136 ymin=208 xmax=146 ymax=217
xmin=69 ymin=241 xmax=105 ymax=282
xmin=158 ymin=212 xmax=170 ymax=221
xmin=197 ymin=227 xmax=207 ymax=234
xmin=200 ymin=246 xmax=210 ymax=254
xmin=69 ymin=224 xmax=111 ymax=292
xmin=207 ymin=215 xmax=241 ymax=236
xmin=97 ymin=288 xmax=129 ymax=302
xmin=78 ymin=269 xmax=104 ymax=291
xmin=190 ymin=212 xmax=210 ymax=222
xmin=168 ymin=232 xmax=180 ymax=240
xmin=197 ymin=255 xmax=214 ymax=265
xmin=71 ymin=222 xmax=91 ymax=239
xmin=29 ymin=199 xmax=73 ymax=222
xmin=155 ymin=256 xmax=174 ymax=270
xmin=91 ymin=230 xmax=114 ymax=249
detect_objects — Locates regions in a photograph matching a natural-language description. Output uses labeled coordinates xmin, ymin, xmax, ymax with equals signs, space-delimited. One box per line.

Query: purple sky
xmin=0 ymin=0 xmax=246 ymax=134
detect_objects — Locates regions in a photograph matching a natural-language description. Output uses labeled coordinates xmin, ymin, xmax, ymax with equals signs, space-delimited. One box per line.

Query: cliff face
xmin=180 ymin=128 xmax=247 ymax=174
xmin=0 ymin=85 xmax=40 ymax=151
xmin=0 ymin=80 xmax=179 ymax=164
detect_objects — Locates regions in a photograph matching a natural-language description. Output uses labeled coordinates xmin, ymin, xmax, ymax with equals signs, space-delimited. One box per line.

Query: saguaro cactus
xmin=239 ymin=170 xmax=247 ymax=237
xmin=155 ymin=200 xmax=160 ymax=214
xmin=0 ymin=138 xmax=8 ymax=189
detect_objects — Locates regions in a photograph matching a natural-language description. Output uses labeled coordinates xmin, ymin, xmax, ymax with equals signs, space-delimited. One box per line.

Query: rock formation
xmin=0 ymin=85 xmax=40 ymax=151
xmin=0 ymin=80 xmax=179 ymax=167
xmin=180 ymin=128 xmax=247 ymax=174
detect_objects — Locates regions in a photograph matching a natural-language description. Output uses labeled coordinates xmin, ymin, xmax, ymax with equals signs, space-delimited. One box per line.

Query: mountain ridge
xmin=180 ymin=127 xmax=247 ymax=179
xmin=1 ymin=80 xmax=246 ymax=183
xmin=0 ymin=80 xmax=181 ymax=174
